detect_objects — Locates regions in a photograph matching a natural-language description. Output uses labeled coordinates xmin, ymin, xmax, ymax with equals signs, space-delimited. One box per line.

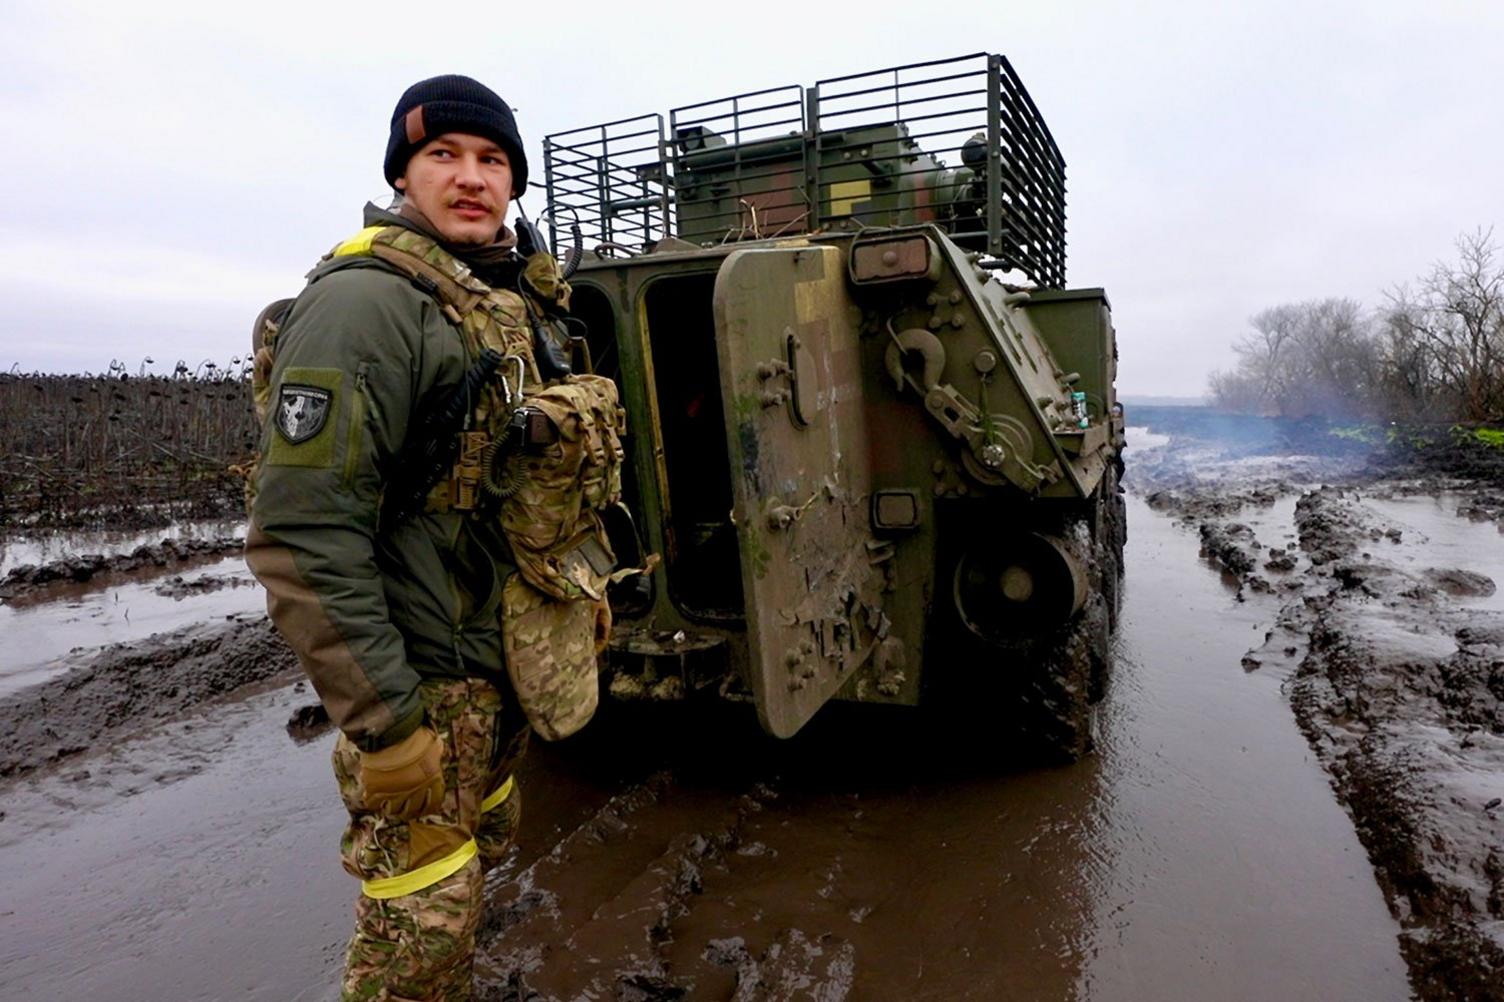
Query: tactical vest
xmin=251 ymin=224 xmax=595 ymax=516
xmin=248 ymin=223 xmax=630 ymax=740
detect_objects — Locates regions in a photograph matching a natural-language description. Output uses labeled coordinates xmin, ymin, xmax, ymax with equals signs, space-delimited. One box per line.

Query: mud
xmin=152 ymin=571 xmax=257 ymax=598
xmin=0 ymin=553 xmax=266 ymax=698
xmin=0 ymin=533 xmax=244 ymax=602
xmin=0 ymin=614 xmax=294 ymax=779
xmin=285 ymin=701 xmax=335 ymax=744
xmin=1276 ymin=489 xmax=1504 ymax=999
xmin=1134 ymin=409 xmax=1504 ymax=1000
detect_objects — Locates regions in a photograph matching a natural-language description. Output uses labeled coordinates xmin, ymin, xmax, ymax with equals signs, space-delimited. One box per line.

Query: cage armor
xmin=249 ymin=220 xmax=629 ymax=742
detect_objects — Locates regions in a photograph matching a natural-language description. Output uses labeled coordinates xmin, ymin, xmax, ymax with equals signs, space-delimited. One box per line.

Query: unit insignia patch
xmin=275 ymin=385 xmax=332 ymax=444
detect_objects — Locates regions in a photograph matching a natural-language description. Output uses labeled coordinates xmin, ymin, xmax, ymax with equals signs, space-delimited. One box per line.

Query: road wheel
xmin=1016 ymin=588 xmax=1108 ymax=763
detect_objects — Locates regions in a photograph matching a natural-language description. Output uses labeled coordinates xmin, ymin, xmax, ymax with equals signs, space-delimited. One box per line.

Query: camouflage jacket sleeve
xmin=246 ymin=264 xmax=436 ymax=751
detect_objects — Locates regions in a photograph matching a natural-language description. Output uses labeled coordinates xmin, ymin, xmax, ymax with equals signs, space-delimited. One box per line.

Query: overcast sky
xmin=2 ymin=0 xmax=1501 ymax=396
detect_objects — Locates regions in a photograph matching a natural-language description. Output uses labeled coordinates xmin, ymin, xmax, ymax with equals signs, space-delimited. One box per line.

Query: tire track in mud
xmin=1279 ymin=488 xmax=1504 ymax=1000
xmin=474 ymin=773 xmax=853 ymax=1002
xmin=473 ymin=714 xmax=877 ymax=1002
xmin=470 ymin=698 xmax=1098 ymax=1002
xmin=1161 ymin=474 xmax=1504 ymax=1000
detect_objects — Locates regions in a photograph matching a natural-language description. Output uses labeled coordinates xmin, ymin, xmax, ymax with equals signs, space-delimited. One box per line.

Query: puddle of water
xmin=0 ymin=556 xmax=264 ymax=697
xmin=0 ymin=679 xmax=348 ymax=1002
xmin=1077 ymin=494 xmax=1410 ymax=1000
xmin=647 ymin=716 xmax=1106 ymax=1000
xmin=1241 ymin=492 xmax=1301 ymax=538
xmin=1125 ymin=425 xmax=1171 ymax=452
xmin=0 ymin=518 xmax=245 ymax=577
xmin=0 ymin=676 xmax=613 ymax=1002
xmin=1364 ymin=493 xmax=1504 ymax=612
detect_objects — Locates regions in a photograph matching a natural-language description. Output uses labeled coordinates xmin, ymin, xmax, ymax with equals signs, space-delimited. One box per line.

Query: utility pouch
xmin=497 ymin=374 xmax=627 ymax=601
xmin=499 ymin=572 xmax=600 ymax=741
xmin=495 ymin=377 xmax=630 ymax=739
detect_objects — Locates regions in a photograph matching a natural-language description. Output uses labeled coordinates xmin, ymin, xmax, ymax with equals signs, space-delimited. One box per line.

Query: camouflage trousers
xmin=333 ymin=677 xmax=529 ymax=1002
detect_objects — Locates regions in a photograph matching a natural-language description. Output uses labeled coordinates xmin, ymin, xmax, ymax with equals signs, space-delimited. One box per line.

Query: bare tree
xmin=1210 ymin=298 xmax=1377 ymax=417
xmin=1382 ymin=229 xmax=1504 ymax=422
xmin=1212 ymin=228 xmax=1504 ymax=422
xmin=1373 ymin=294 xmax=1443 ymax=421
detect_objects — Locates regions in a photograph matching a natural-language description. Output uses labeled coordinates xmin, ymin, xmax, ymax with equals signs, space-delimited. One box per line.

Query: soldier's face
xmin=397 ymin=133 xmax=514 ymax=246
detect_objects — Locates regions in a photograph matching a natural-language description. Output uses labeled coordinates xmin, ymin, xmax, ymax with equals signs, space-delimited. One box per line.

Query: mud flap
xmin=712 ymin=245 xmax=885 ymax=738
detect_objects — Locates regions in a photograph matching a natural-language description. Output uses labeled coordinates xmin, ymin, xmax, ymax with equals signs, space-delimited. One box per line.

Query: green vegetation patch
xmin=1325 ymin=423 xmax=1436 ymax=449
xmin=1455 ymin=424 xmax=1504 ymax=445
xmin=1328 ymin=424 xmax=1382 ymax=445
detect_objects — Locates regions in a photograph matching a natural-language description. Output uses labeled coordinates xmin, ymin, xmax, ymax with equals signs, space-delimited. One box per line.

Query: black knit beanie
xmin=384 ymin=75 xmax=528 ymax=196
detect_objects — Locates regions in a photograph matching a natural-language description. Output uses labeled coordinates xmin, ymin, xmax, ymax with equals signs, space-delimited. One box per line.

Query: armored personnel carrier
xmin=543 ymin=53 xmax=1124 ymax=759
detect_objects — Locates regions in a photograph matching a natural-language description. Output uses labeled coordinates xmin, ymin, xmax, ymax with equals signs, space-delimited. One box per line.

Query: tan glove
xmin=358 ymin=726 xmax=444 ymax=820
xmin=593 ymin=598 xmax=613 ymax=656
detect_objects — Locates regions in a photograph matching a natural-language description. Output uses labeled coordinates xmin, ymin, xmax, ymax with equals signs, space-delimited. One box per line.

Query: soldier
xmin=247 ymin=75 xmax=568 ymax=1001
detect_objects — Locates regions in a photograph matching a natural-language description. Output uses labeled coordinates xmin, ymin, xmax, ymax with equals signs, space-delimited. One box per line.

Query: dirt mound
xmin=0 ymin=614 xmax=295 ymax=780
xmin=0 ymin=534 xmax=244 ymax=602
xmin=152 ymin=572 xmax=255 ymax=598
xmin=1393 ymin=430 xmax=1504 ymax=484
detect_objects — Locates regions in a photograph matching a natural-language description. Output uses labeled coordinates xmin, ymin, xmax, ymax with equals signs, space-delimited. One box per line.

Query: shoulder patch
xmin=275 ymin=384 xmax=333 ymax=444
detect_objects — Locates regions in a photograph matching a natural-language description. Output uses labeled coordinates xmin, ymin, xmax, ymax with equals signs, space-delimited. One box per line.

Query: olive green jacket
xmin=246 ymin=206 xmax=517 ymax=751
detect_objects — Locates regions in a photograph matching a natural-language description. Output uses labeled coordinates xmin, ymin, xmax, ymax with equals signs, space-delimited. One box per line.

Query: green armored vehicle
xmin=542 ymin=53 xmax=1125 ymax=759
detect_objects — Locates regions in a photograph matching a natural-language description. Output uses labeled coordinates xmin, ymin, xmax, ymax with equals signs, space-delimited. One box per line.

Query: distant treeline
xmin=0 ymin=360 xmax=257 ymax=529
xmin=1209 ymin=229 xmax=1504 ymax=423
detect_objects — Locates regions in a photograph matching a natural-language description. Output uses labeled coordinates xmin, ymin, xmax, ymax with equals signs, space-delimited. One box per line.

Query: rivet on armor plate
xmin=974 ymin=350 xmax=998 ymax=374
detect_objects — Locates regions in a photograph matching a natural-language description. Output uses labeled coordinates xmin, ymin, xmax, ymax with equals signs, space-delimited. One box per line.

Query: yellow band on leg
xmin=359 ymin=839 xmax=478 ymax=900
xmin=480 ymin=776 xmax=515 ymax=814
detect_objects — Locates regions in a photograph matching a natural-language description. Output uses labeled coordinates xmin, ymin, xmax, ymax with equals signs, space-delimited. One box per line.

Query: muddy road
xmin=3 ymin=415 xmax=1501 ymax=999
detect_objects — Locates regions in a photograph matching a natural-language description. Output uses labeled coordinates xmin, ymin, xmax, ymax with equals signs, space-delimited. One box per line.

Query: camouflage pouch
xmin=522 ymin=251 xmax=572 ymax=312
xmin=499 ymin=374 xmax=626 ymax=601
xmin=499 ymin=571 xmax=599 ymax=740
xmin=495 ymin=374 xmax=628 ymax=738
